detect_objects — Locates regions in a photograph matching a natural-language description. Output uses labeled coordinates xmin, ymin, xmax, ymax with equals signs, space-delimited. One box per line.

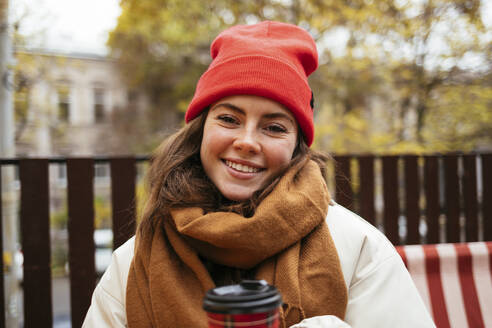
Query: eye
xmin=217 ymin=115 xmax=239 ymax=125
xmin=265 ymin=124 xmax=287 ymax=134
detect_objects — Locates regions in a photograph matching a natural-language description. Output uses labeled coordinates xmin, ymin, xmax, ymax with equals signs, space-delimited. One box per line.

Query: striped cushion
xmin=396 ymin=242 xmax=492 ymax=328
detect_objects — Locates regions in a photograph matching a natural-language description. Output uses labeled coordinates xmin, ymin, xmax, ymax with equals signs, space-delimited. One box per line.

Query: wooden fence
xmin=0 ymin=153 xmax=491 ymax=327
xmin=332 ymin=153 xmax=491 ymax=245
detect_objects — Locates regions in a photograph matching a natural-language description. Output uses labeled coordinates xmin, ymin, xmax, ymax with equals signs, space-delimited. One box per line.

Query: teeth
xmin=225 ymin=160 xmax=260 ymax=173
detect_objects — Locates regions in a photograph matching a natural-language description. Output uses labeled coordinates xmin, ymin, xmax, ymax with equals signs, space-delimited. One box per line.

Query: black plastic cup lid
xmin=203 ymin=280 xmax=283 ymax=314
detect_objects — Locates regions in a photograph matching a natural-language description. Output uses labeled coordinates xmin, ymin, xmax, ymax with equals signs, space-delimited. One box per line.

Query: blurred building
xmin=14 ymin=49 xmax=148 ymax=157
xmin=11 ymin=48 xmax=153 ymax=238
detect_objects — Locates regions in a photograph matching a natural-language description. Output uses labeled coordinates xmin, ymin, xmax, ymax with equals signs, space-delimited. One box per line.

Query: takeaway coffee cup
xmin=203 ymin=280 xmax=283 ymax=328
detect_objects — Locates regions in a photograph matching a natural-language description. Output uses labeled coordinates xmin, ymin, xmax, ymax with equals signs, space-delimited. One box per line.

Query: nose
xmin=233 ymin=128 xmax=261 ymax=154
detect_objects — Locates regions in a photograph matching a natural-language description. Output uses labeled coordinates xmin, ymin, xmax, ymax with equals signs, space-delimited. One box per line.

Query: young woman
xmin=83 ymin=21 xmax=435 ymax=328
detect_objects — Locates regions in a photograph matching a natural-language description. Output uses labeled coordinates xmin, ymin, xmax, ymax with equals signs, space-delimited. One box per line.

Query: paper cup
xmin=203 ymin=280 xmax=283 ymax=328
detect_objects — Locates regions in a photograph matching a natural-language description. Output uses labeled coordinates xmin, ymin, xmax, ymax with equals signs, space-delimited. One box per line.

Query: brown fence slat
xmin=462 ymin=155 xmax=478 ymax=242
xmin=334 ymin=155 xmax=353 ymax=210
xmin=443 ymin=155 xmax=461 ymax=243
xmin=110 ymin=158 xmax=137 ymax=250
xmin=382 ymin=156 xmax=400 ymax=245
xmin=482 ymin=154 xmax=492 ymax=241
xmin=404 ymin=155 xmax=420 ymax=244
xmin=358 ymin=155 xmax=375 ymax=226
xmin=0 ymin=168 xmax=5 ymax=328
xmin=67 ymin=159 xmax=96 ymax=327
xmin=19 ymin=159 xmax=52 ymax=328
xmin=424 ymin=156 xmax=440 ymax=244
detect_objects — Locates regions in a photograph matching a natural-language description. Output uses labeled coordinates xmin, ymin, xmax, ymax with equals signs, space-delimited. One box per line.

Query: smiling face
xmin=200 ymin=95 xmax=299 ymax=201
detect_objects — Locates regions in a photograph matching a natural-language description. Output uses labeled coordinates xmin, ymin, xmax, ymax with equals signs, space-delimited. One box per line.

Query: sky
xmin=10 ymin=0 xmax=122 ymax=55
xmin=10 ymin=0 xmax=492 ymax=60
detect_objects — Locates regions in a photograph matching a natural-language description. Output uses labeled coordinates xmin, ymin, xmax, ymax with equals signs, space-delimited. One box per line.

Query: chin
xmin=221 ymin=189 xmax=254 ymax=202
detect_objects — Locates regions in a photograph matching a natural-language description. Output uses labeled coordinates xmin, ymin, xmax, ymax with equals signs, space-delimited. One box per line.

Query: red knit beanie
xmin=185 ymin=21 xmax=318 ymax=146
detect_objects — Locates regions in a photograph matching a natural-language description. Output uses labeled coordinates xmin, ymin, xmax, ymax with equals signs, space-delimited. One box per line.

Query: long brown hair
xmin=138 ymin=109 xmax=330 ymax=238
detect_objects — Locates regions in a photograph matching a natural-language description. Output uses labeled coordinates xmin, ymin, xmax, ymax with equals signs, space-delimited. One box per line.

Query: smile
xmin=224 ymin=160 xmax=261 ymax=173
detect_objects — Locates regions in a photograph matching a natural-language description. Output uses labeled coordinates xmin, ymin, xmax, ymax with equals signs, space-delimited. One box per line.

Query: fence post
xmin=0 ymin=168 xmax=4 ymax=328
xmin=19 ymin=159 xmax=52 ymax=328
xmin=382 ymin=156 xmax=400 ymax=245
xmin=358 ymin=155 xmax=375 ymax=226
xmin=334 ymin=155 xmax=353 ymax=210
xmin=424 ymin=156 xmax=440 ymax=244
xmin=462 ymin=155 xmax=478 ymax=242
xmin=443 ymin=155 xmax=461 ymax=243
xmin=404 ymin=155 xmax=420 ymax=244
xmin=110 ymin=157 xmax=137 ymax=250
xmin=67 ymin=158 xmax=96 ymax=327
xmin=482 ymin=154 xmax=492 ymax=241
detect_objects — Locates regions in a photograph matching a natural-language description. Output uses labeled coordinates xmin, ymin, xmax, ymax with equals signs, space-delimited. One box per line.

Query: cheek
xmin=200 ymin=134 xmax=216 ymax=170
xmin=200 ymin=126 xmax=213 ymax=167
xmin=201 ymin=128 xmax=227 ymax=157
xmin=265 ymin=142 xmax=296 ymax=167
xmin=200 ymin=127 xmax=234 ymax=172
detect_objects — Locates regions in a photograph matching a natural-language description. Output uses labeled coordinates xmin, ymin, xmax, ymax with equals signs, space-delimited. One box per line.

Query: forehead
xmin=210 ymin=95 xmax=295 ymax=120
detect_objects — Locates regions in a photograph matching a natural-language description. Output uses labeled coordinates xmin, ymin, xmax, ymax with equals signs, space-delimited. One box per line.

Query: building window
xmin=94 ymin=163 xmax=109 ymax=178
xmin=94 ymin=88 xmax=105 ymax=122
xmin=94 ymin=163 xmax=110 ymax=185
xmin=58 ymin=163 xmax=67 ymax=179
xmin=56 ymin=163 xmax=67 ymax=187
xmin=127 ymin=90 xmax=138 ymax=105
xmin=57 ymin=85 xmax=70 ymax=122
xmin=14 ymin=73 xmax=30 ymax=134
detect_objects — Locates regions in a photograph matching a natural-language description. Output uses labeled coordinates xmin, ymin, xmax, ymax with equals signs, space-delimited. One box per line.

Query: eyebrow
xmin=211 ymin=102 xmax=244 ymax=114
xmin=211 ymin=102 xmax=296 ymax=125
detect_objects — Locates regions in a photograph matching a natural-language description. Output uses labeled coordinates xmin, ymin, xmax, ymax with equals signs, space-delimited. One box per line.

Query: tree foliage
xmin=109 ymin=0 xmax=491 ymax=154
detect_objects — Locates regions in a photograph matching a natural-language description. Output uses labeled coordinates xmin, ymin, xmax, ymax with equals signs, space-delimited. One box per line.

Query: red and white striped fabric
xmin=396 ymin=242 xmax=492 ymax=328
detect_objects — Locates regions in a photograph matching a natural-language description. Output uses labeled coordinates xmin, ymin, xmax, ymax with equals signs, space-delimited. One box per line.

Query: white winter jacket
xmin=83 ymin=202 xmax=436 ymax=327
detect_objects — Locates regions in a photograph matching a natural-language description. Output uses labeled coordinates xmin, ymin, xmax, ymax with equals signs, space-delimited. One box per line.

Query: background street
xmin=53 ymin=276 xmax=71 ymax=328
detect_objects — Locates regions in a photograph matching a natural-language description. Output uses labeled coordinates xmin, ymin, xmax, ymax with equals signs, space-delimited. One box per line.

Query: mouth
xmin=223 ymin=159 xmax=263 ymax=173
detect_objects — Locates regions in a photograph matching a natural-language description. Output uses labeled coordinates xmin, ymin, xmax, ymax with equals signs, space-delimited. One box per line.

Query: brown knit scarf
xmin=126 ymin=160 xmax=348 ymax=327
